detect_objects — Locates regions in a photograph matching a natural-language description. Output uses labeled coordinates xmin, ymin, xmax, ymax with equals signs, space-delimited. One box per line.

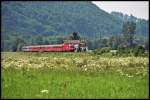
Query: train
xmin=22 ymin=40 xmax=88 ymax=52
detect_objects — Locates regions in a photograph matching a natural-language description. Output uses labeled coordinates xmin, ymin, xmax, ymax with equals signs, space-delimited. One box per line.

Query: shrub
xmin=133 ymin=45 xmax=145 ymax=57
xmin=117 ymin=45 xmax=126 ymax=55
xmin=117 ymin=45 xmax=146 ymax=57
xmin=93 ymin=47 xmax=111 ymax=55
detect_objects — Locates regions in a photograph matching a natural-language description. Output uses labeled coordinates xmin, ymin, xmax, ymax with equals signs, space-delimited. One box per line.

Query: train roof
xmin=23 ymin=44 xmax=64 ymax=48
xmin=64 ymin=40 xmax=81 ymax=44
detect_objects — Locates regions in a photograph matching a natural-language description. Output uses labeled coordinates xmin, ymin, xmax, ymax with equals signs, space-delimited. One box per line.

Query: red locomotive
xmin=22 ymin=40 xmax=88 ymax=52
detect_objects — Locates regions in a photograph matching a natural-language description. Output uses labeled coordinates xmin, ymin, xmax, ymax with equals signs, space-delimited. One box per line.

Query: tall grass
xmin=2 ymin=68 xmax=148 ymax=99
xmin=1 ymin=52 xmax=149 ymax=99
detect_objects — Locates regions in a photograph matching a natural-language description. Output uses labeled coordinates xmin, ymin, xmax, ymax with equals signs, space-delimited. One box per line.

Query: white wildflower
xmin=85 ymin=68 xmax=87 ymax=71
xmin=125 ymin=74 xmax=133 ymax=78
xmin=40 ymin=89 xmax=49 ymax=93
xmin=128 ymin=75 xmax=133 ymax=78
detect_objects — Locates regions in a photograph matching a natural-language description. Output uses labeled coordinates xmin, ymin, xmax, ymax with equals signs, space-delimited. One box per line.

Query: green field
xmin=1 ymin=52 xmax=149 ymax=99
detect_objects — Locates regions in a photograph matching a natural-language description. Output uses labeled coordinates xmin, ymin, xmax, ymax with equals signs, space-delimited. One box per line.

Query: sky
xmin=92 ymin=1 xmax=149 ymax=20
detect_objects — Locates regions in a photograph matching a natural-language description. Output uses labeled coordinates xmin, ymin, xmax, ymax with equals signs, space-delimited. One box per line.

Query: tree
xmin=43 ymin=39 xmax=49 ymax=45
xmin=70 ymin=32 xmax=80 ymax=40
xmin=134 ymin=45 xmax=145 ymax=56
xmin=145 ymin=38 xmax=149 ymax=51
xmin=11 ymin=33 xmax=25 ymax=51
xmin=122 ymin=20 xmax=136 ymax=48
xmin=108 ymin=36 xmax=114 ymax=48
xmin=35 ymin=35 xmax=44 ymax=45
xmin=101 ymin=38 xmax=109 ymax=48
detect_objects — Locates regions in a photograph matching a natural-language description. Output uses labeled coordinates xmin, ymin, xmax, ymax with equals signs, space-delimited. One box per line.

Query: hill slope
xmin=1 ymin=1 xmax=149 ymax=51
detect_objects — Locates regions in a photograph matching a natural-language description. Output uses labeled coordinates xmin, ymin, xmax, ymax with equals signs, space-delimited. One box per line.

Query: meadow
xmin=1 ymin=52 xmax=149 ymax=99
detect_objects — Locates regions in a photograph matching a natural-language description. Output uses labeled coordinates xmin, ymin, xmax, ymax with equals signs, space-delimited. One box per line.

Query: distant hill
xmin=1 ymin=1 xmax=149 ymax=51
xmin=111 ymin=11 xmax=149 ymax=39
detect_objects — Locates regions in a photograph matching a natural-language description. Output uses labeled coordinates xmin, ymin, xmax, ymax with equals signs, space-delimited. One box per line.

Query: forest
xmin=1 ymin=1 xmax=149 ymax=51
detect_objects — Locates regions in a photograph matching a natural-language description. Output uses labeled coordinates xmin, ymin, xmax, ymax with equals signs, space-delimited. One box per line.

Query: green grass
xmin=1 ymin=52 xmax=149 ymax=99
xmin=2 ymin=69 xmax=148 ymax=99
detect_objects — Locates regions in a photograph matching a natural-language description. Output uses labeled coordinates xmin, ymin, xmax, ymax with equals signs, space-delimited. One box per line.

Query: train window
xmin=69 ymin=44 xmax=74 ymax=48
xmin=53 ymin=46 xmax=60 ymax=48
xmin=22 ymin=47 xmax=30 ymax=51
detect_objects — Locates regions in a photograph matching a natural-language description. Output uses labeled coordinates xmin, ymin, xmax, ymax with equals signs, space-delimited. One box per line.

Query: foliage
xmin=122 ymin=20 xmax=136 ymax=47
xmin=70 ymin=32 xmax=80 ymax=40
xmin=117 ymin=45 xmax=127 ymax=55
xmin=111 ymin=11 xmax=148 ymax=39
xmin=93 ymin=47 xmax=111 ymax=55
xmin=117 ymin=44 xmax=148 ymax=57
xmin=144 ymin=38 xmax=149 ymax=51
xmin=133 ymin=45 xmax=145 ymax=57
